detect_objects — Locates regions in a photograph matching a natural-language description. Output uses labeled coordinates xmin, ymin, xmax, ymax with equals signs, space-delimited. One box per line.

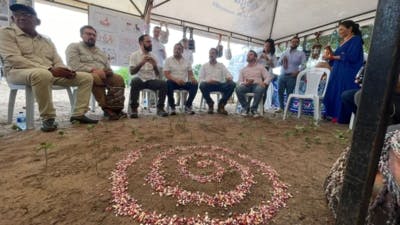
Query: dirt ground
xmin=0 ymin=80 xmax=352 ymax=225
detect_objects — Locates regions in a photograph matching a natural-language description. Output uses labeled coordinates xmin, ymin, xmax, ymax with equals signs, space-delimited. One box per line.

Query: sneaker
xmin=240 ymin=109 xmax=248 ymax=117
xmin=157 ymin=108 xmax=168 ymax=117
xmin=207 ymin=103 xmax=214 ymax=114
xmin=170 ymin=108 xmax=177 ymax=116
xmin=118 ymin=111 xmax=128 ymax=119
xmin=274 ymin=108 xmax=283 ymax=113
xmin=41 ymin=118 xmax=58 ymax=132
xmin=130 ymin=107 xmax=138 ymax=119
xmin=185 ymin=106 xmax=195 ymax=115
xmin=70 ymin=115 xmax=98 ymax=124
xmin=250 ymin=110 xmax=260 ymax=118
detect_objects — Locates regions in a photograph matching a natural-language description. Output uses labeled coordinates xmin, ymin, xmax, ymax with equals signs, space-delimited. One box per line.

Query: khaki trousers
xmin=7 ymin=68 xmax=93 ymax=119
xmin=92 ymin=73 xmax=125 ymax=109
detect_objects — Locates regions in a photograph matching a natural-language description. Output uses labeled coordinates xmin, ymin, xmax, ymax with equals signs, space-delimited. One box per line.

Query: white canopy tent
xmin=39 ymin=0 xmax=378 ymax=44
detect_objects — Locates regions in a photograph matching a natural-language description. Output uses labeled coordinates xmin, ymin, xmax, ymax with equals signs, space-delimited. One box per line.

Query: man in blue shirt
xmin=276 ymin=36 xmax=306 ymax=112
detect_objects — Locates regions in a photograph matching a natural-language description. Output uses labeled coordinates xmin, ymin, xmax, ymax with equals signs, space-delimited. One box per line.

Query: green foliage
xmin=36 ymin=142 xmax=54 ymax=170
xmin=115 ymin=67 xmax=131 ymax=86
xmin=192 ymin=64 xmax=202 ymax=80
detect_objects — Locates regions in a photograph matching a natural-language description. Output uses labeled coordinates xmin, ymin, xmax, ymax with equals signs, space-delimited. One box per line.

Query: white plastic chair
xmin=235 ymin=92 xmax=264 ymax=116
xmin=169 ymin=90 xmax=188 ymax=112
xmin=199 ymin=91 xmax=221 ymax=111
xmin=7 ymin=83 xmax=74 ymax=129
xmin=128 ymin=88 xmax=158 ymax=114
xmin=283 ymin=67 xmax=331 ymax=122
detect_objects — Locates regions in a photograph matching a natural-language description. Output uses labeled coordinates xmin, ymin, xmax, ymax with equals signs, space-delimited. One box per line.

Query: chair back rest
xmin=294 ymin=68 xmax=331 ymax=97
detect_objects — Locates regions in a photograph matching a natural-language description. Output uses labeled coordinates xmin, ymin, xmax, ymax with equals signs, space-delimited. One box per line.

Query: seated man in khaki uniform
xmin=0 ymin=3 xmax=98 ymax=132
xmin=66 ymin=25 xmax=126 ymax=120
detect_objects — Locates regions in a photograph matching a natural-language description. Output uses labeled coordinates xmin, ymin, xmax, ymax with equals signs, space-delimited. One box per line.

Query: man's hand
xmin=142 ymin=55 xmax=157 ymax=67
xmin=245 ymin=78 xmax=254 ymax=86
xmin=207 ymin=79 xmax=219 ymax=84
xmin=174 ymin=78 xmax=185 ymax=86
xmin=49 ymin=67 xmax=76 ymax=79
xmin=103 ymin=68 xmax=114 ymax=77
xmin=282 ymin=56 xmax=288 ymax=69
xmin=291 ymin=71 xmax=300 ymax=77
xmin=191 ymin=77 xmax=198 ymax=85
xmin=226 ymin=76 xmax=233 ymax=81
xmin=92 ymin=68 xmax=107 ymax=80
xmin=259 ymin=82 xmax=267 ymax=88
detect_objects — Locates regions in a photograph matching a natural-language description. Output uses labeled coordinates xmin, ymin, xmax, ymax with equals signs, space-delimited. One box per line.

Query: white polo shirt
xmin=163 ymin=56 xmax=192 ymax=82
xmin=199 ymin=62 xmax=232 ymax=83
xmin=129 ymin=50 xmax=158 ymax=81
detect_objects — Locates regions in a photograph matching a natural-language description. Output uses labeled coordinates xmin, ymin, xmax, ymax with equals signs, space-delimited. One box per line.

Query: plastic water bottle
xmin=237 ymin=104 xmax=242 ymax=114
xmin=16 ymin=111 xmax=26 ymax=131
xmin=143 ymin=98 xmax=148 ymax=109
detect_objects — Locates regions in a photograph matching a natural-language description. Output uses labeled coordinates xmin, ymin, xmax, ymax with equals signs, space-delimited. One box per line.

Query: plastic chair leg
xmin=7 ymin=89 xmax=17 ymax=124
xmin=25 ymin=86 xmax=35 ymax=129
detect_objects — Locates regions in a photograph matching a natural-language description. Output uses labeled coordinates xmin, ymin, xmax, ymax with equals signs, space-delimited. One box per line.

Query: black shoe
xmin=185 ymin=106 xmax=195 ymax=115
xmin=130 ymin=108 xmax=139 ymax=119
xmin=170 ymin=108 xmax=176 ymax=116
xmin=103 ymin=108 xmax=119 ymax=120
xmin=207 ymin=103 xmax=214 ymax=114
xmin=41 ymin=118 xmax=58 ymax=132
xmin=70 ymin=115 xmax=98 ymax=124
xmin=157 ymin=108 xmax=168 ymax=117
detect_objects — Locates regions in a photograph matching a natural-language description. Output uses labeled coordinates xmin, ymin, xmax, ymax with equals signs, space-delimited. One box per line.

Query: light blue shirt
xmin=279 ymin=48 xmax=306 ymax=75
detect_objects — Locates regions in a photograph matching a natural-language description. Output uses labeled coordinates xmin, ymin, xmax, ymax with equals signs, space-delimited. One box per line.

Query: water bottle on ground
xmin=16 ymin=111 xmax=26 ymax=131
xmin=237 ymin=104 xmax=242 ymax=114
xmin=143 ymin=98 xmax=148 ymax=109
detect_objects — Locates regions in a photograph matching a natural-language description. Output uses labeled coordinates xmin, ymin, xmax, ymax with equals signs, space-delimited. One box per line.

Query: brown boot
xmin=130 ymin=107 xmax=138 ymax=118
xmin=103 ymin=108 xmax=119 ymax=120
xmin=207 ymin=103 xmax=214 ymax=114
xmin=217 ymin=103 xmax=228 ymax=115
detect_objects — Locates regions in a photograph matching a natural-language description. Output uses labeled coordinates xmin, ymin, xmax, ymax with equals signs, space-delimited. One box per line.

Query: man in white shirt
xmin=236 ymin=50 xmax=272 ymax=117
xmin=144 ymin=0 xmax=166 ymax=78
xmin=129 ymin=34 xmax=168 ymax=118
xmin=164 ymin=43 xmax=198 ymax=115
xmin=181 ymin=38 xmax=194 ymax=66
xmin=199 ymin=48 xmax=235 ymax=114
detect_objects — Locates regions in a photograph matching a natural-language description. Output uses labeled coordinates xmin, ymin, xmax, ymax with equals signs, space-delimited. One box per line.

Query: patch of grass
xmin=36 ymin=142 xmax=54 ymax=170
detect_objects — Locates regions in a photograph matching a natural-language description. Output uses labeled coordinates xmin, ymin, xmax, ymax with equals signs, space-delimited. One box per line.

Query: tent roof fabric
xmin=41 ymin=0 xmax=378 ymax=43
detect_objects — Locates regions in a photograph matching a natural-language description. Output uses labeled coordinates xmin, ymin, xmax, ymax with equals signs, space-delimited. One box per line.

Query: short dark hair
xmin=174 ymin=43 xmax=183 ymax=48
xmin=249 ymin=50 xmax=258 ymax=58
xmin=80 ymin=25 xmax=96 ymax=36
xmin=291 ymin=35 xmax=300 ymax=41
xmin=209 ymin=48 xmax=218 ymax=54
xmin=138 ymin=34 xmax=150 ymax=43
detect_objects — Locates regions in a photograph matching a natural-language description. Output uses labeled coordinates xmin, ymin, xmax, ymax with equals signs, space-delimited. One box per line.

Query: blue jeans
xmin=199 ymin=81 xmax=236 ymax=106
xmin=235 ymin=84 xmax=266 ymax=111
xmin=341 ymin=89 xmax=359 ymax=114
xmin=278 ymin=74 xmax=296 ymax=109
xmin=166 ymin=80 xmax=198 ymax=109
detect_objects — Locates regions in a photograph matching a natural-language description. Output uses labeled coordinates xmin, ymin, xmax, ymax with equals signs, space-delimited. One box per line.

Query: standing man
xmin=236 ymin=50 xmax=272 ymax=117
xmin=181 ymin=38 xmax=194 ymax=66
xmin=129 ymin=34 xmax=168 ymax=118
xmin=0 ymin=3 xmax=97 ymax=132
xmin=66 ymin=25 xmax=126 ymax=120
xmin=144 ymin=0 xmax=166 ymax=78
xmin=164 ymin=43 xmax=198 ymax=115
xmin=276 ymin=36 xmax=306 ymax=112
xmin=199 ymin=48 xmax=235 ymax=114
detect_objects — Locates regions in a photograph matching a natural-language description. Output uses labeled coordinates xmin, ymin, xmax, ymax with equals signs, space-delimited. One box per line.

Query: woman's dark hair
xmin=339 ymin=20 xmax=364 ymax=44
xmin=339 ymin=20 xmax=363 ymax=38
xmin=263 ymin=38 xmax=276 ymax=55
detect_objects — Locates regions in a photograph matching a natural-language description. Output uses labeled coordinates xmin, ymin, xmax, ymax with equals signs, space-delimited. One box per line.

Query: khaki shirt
xmin=163 ymin=56 xmax=192 ymax=82
xmin=0 ymin=24 xmax=65 ymax=75
xmin=66 ymin=42 xmax=110 ymax=72
xmin=129 ymin=50 xmax=158 ymax=81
